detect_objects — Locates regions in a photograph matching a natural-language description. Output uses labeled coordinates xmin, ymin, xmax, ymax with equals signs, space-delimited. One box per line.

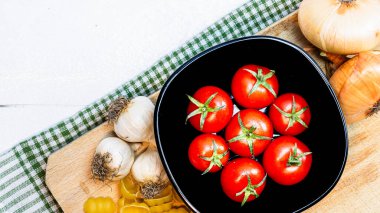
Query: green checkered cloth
xmin=0 ymin=0 xmax=301 ymax=212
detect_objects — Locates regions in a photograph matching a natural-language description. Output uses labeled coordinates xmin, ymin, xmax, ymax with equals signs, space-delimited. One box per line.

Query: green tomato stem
xmin=244 ymin=68 xmax=277 ymax=98
xmin=235 ymin=173 xmax=267 ymax=206
xmin=228 ymin=113 xmax=272 ymax=157
xmin=287 ymin=143 xmax=312 ymax=167
xmin=199 ymin=140 xmax=228 ymax=175
xmin=273 ymin=95 xmax=309 ymax=130
xmin=185 ymin=92 xmax=224 ymax=130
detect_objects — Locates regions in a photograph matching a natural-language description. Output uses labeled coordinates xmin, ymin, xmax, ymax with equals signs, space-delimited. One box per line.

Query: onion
xmin=298 ymin=0 xmax=380 ymax=55
xmin=329 ymin=51 xmax=380 ymax=124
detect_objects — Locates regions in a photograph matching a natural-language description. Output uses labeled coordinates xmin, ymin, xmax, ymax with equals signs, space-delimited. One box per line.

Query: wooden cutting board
xmin=45 ymin=93 xmax=160 ymax=213
xmin=45 ymin=11 xmax=380 ymax=213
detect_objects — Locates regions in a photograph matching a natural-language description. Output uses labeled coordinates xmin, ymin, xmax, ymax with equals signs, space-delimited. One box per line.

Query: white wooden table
xmin=0 ymin=0 xmax=248 ymax=154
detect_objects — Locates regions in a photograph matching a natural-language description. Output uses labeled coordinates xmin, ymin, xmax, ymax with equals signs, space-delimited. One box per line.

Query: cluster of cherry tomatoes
xmin=186 ymin=64 xmax=312 ymax=206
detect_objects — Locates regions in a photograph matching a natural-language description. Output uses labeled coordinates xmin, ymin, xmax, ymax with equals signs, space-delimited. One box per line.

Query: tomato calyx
xmin=287 ymin=143 xmax=312 ymax=167
xmin=186 ymin=92 xmax=224 ymax=130
xmin=228 ymin=113 xmax=272 ymax=157
xmin=273 ymin=95 xmax=309 ymax=130
xmin=244 ymin=68 xmax=277 ymax=98
xmin=235 ymin=173 xmax=267 ymax=206
xmin=199 ymin=140 xmax=228 ymax=175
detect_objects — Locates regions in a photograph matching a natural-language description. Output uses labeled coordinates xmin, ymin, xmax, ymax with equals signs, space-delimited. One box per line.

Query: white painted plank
xmin=0 ymin=0 xmax=248 ymax=153
xmin=0 ymin=0 xmax=248 ymax=105
xmin=0 ymin=106 xmax=81 ymax=154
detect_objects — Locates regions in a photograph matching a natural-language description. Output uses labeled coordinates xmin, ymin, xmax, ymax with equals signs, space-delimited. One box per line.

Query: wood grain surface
xmin=46 ymin=11 xmax=380 ymax=213
xmin=45 ymin=93 xmax=159 ymax=213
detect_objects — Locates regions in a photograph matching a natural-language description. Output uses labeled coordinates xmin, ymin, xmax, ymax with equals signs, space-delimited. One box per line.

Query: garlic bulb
xmin=108 ymin=96 xmax=155 ymax=144
xmin=91 ymin=137 xmax=134 ymax=181
xmin=131 ymin=146 xmax=169 ymax=199
xmin=129 ymin=142 xmax=150 ymax=156
xmin=298 ymin=0 xmax=380 ymax=55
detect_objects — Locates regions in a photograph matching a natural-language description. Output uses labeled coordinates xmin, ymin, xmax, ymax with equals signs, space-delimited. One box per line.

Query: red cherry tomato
xmin=186 ymin=86 xmax=233 ymax=133
xmin=263 ymin=136 xmax=312 ymax=185
xmin=188 ymin=134 xmax=230 ymax=174
xmin=220 ymin=158 xmax=267 ymax=206
xmin=225 ymin=109 xmax=273 ymax=157
xmin=269 ymin=93 xmax=311 ymax=135
xmin=231 ymin=64 xmax=279 ymax=109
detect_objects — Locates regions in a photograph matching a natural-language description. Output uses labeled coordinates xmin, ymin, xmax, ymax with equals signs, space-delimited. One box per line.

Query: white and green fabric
xmin=0 ymin=0 xmax=301 ymax=212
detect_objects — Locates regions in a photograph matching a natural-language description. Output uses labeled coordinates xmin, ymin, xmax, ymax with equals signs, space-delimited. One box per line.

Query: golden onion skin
xmin=330 ymin=52 xmax=380 ymax=124
xmin=299 ymin=0 xmax=380 ymax=55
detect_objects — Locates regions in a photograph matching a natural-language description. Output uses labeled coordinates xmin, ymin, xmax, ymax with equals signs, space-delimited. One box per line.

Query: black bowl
xmin=154 ymin=36 xmax=348 ymax=212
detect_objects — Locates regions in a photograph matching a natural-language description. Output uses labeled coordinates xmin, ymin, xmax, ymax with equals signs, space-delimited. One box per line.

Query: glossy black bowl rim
xmin=154 ymin=35 xmax=348 ymax=213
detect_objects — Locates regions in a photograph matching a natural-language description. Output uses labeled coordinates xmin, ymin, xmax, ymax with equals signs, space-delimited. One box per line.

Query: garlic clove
xmin=92 ymin=137 xmax=135 ymax=181
xmin=131 ymin=147 xmax=169 ymax=199
xmin=109 ymin=96 xmax=156 ymax=144
xmin=129 ymin=142 xmax=150 ymax=156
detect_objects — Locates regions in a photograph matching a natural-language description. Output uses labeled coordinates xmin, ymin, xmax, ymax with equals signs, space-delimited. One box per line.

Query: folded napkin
xmin=0 ymin=0 xmax=301 ymax=212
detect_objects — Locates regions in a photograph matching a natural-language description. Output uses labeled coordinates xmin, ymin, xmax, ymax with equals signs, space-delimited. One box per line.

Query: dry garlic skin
xmin=131 ymin=147 xmax=169 ymax=199
xmin=109 ymin=96 xmax=155 ymax=143
xmin=92 ymin=137 xmax=135 ymax=181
